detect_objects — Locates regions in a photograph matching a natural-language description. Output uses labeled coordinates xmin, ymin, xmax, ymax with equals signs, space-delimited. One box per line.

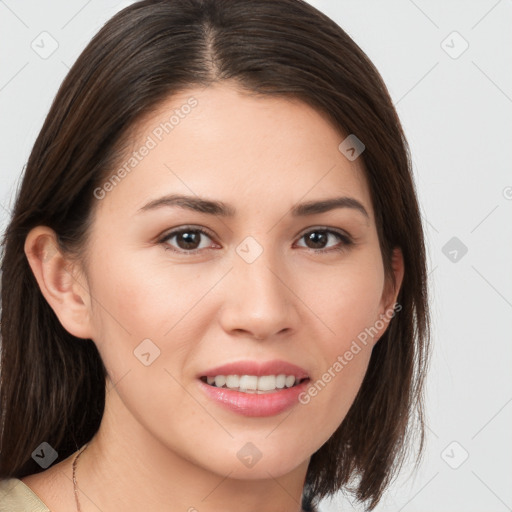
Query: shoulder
xmin=0 ymin=478 xmax=50 ymax=512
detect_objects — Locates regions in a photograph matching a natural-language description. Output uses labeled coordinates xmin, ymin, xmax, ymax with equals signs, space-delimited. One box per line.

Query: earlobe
xmin=24 ymin=226 xmax=94 ymax=340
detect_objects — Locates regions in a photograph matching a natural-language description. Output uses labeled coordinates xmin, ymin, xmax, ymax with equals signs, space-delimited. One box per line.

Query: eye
xmin=158 ymin=226 xmax=353 ymax=255
xmin=158 ymin=226 xmax=218 ymax=254
xmin=294 ymin=228 xmax=353 ymax=253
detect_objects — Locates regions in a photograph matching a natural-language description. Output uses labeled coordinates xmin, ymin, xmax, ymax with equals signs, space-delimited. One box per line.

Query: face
xmin=51 ymin=83 xmax=402 ymax=479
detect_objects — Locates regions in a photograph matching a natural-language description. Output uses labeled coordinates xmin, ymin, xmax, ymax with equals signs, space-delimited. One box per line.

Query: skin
xmin=22 ymin=82 xmax=403 ymax=512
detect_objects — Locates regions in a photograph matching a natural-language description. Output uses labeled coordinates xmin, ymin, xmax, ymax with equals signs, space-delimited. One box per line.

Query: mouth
xmin=197 ymin=360 xmax=311 ymax=416
xmin=198 ymin=359 xmax=310 ymax=394
xmin=199 ymin=374 xmax=310 ymax=394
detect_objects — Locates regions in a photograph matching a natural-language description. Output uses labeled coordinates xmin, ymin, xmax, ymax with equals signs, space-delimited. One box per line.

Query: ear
xmin=381 ymin=247 xmax=404 ymax=312
xmin=24 ymin=226 xmax=95 ymax=340
xmin=373 ymin=247 xmax=404 ymax=342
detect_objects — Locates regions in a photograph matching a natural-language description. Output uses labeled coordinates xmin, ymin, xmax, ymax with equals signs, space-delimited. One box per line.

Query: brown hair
xmin=0 ymin=0 xmax=430 ymax=509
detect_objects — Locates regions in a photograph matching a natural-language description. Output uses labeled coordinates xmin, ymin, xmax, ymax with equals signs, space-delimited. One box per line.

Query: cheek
xmin=303 ymin=250 xmax=385 ymax=346
xmin=292 ymin=255 xmax=385 ymax=438
xmin=85 ymin=255 xmax=210 ymax=445
xmin=88 ymin=250 xmax=215 ymax=342
xmin=85 ymin=249 xmax=233 ymax=402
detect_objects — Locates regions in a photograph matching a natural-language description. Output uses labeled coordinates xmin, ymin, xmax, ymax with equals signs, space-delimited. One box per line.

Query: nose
xmin=217 ymin=246 xmax=300 ymax=341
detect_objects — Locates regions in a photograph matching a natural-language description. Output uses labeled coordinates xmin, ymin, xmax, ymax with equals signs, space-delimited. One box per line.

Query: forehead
xmin=96 ymin=83 xmax=373 ymax=220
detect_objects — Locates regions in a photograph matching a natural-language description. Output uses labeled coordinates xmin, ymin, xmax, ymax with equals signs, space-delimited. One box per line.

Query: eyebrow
xmin=138 ymin=193 xmax=369 ymax=219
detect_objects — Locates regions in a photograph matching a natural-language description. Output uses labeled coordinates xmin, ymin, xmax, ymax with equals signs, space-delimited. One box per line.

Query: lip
xmin=197 ymin=359 xmax=310 ymax=417
xmin=198 ymin=359 xmax=309 ymax=380
xmin=198 ymin=378 xmax=310 ymax=417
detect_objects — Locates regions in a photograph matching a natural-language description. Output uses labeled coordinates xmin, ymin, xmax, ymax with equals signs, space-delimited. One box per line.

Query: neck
xmin=75 ymin=382 xmax=311 ymax=512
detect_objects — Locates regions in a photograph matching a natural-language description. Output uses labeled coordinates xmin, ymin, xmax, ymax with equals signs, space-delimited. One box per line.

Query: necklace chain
xmin=71 ymin=442 xmax=310 ymax=512
xmin=72 ymin=443 xmax=88 ymax=512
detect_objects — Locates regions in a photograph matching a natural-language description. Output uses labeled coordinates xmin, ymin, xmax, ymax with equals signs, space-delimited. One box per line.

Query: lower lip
xmin=198 ymin=379 xmax=310 ymax=417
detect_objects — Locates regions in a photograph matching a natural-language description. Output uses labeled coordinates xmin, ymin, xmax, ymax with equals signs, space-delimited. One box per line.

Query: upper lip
xmin=199 ymin=359 xmax=310 ymax=380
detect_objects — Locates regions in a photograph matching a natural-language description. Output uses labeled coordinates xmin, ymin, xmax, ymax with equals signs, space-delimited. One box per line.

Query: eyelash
xmin=158 ymin=225 xmax=354 ymax=256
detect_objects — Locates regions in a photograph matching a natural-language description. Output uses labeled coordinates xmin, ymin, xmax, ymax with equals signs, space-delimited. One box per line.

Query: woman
xmin=0 ymin=0 xmax=430 ymax=510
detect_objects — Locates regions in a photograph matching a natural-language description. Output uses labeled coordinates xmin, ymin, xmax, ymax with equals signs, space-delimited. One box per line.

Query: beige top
xmin=0 ymin=478 xmax=50 ymax=512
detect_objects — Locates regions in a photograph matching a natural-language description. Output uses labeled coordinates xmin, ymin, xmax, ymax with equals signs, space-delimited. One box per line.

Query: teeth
xmin=204 ymin=374 xmax=301 ymax=392
xmin=225 ymin=375 xmax=239 ymax=388
xmin=285 ymin=375 xmax=295 ymax=388
xmin=258 ymin=375 xmax=277 ymax=391
xmin=275 ymin=374 xmax=286 ymax=389
xmin=214 ymin=375 xmax=226 ymax=388
xmin=239 ymin=375 xmax=258 ymax=390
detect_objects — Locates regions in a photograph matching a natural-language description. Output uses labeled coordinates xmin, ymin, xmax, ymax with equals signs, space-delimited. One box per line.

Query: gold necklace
xmin=72 ymin=443 xmax=88 ymax=512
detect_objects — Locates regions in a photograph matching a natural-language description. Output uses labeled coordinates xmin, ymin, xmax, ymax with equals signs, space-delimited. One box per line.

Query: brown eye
xmin=159 ymin=227 xmax=216 ymax=253
xmin=296 ymin=228 xmax=353 ymax=253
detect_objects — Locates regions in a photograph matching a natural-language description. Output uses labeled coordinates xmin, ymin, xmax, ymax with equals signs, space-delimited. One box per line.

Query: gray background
xmin=1 ymin=1 xmax=511 ymax=511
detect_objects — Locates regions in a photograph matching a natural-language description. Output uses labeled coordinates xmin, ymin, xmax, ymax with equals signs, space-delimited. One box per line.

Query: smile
xmin=200 ymin=374 xmax=309 ymax=393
